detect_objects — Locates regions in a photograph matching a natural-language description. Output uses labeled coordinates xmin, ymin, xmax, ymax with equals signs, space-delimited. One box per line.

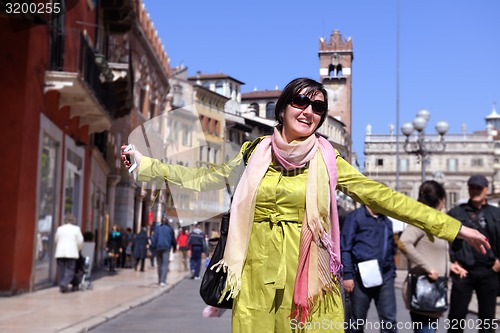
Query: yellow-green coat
xmin=138 ymin=140 xmax=460 ymax=333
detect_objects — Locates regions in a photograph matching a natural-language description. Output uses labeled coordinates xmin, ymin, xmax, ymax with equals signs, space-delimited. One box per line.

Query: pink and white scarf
xmin=215 ymin=127 xmax=341 ymax=322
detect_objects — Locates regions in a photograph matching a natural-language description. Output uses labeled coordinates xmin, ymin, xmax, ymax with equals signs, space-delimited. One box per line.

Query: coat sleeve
xmin=137 ymin=141 xmax=253 ymax=192
xmin=151 ymin=232 xmax=158 ymax=249
xmin=335 ymin=152 xmax=461 ymax=242
xmin=399 ymin=226 xmax=433 ymax=273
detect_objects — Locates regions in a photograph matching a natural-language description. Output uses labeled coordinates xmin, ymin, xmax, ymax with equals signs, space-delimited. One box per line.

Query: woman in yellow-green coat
xmin=122 ymin=78 xmax=489 ymax=333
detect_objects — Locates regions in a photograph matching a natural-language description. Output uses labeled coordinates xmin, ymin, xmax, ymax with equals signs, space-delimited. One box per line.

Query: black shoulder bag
xmin=199 ymin=212 xmax=233 ymax=308
xmin=199 ymin=139 xmax=260 ymax=309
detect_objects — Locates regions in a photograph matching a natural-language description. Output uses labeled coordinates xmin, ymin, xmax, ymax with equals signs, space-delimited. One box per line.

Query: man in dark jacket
xmin=151 ymin=217 xmax=177 ymax=287
xmin=188 ymin=222 xmax=206 ymax=279
xmin=447 ymin=175 xmax=500 ymax=333
xmin=341 ymin=205 xmax=397 ymax=333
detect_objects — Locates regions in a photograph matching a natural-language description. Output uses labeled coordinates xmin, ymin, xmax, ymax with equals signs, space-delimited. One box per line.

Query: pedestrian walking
xmin=132 ymin=227 xmax=149 ymax=272
xmin=188 ymin=222 xmax=206 ymax=279
xmin=106 ymin=224 xmax=122 ymax=272
xmin=176 ymin=228 xmax=189 ymax=271
xmin=151 ymin=217 xmax=177 ymax=287
xmin=54 ymin=214 xmax=84 ymax=293
xmin=122 ymin=77 xmax=490 ymax=333
xmin=121 ymin=227 xmax=133 ymax=268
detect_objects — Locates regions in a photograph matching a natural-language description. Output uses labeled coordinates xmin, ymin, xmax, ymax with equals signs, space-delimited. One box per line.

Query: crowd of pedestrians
xmin=98 ymin=217 xmax=218 ymax=289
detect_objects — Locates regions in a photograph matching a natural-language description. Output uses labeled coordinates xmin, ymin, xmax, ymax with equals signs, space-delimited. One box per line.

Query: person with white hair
xmin=54 ymin=214 xmax=83 ymax=293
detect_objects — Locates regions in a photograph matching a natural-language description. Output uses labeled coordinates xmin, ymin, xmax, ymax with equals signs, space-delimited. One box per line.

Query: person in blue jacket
xmin=151 ymin=217 xmax=176 ymax=287
xmin=341 ymin=205 xmax=397 ymax=333
xmin=188 ymin=222 xmax=206 ymax=280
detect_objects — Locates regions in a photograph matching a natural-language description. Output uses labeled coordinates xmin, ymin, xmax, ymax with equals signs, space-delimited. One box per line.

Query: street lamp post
xmin=401 ymin=109 xmax=449 ymax=182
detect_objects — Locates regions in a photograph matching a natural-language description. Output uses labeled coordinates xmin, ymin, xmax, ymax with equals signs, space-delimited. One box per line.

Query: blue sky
xmin=143 ymin=0 xmax=500 ymax=165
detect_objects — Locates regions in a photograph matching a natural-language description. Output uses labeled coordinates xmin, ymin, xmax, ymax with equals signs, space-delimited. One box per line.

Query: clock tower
xmin=318 ymin=30 xmax=353 ymax=139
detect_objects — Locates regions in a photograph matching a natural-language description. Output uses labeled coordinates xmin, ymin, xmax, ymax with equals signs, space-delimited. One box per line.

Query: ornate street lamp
xmin=401 ymin=109 xmax=448 ymax=182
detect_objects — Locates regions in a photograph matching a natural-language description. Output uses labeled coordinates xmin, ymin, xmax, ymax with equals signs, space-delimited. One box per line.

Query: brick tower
xmin=318 ymin=30 xmax=353 ymax=137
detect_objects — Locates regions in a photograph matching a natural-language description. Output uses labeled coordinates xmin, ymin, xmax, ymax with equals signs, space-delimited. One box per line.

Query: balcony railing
xmin=78 ymin=33 xmax=115 ymax=118
xmin=48 ymin=28 xmax=115 ymax=119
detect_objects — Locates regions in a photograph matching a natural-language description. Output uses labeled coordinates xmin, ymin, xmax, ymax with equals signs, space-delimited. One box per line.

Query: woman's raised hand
xmin=121 ymin=145 xmax=143 ymax=170
xmin=457 ymin=225 xmax=490 ymax=255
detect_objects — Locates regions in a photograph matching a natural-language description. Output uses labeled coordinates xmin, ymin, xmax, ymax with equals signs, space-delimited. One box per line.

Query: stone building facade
xmin=364 ymin=106 xmax=500 ymax=211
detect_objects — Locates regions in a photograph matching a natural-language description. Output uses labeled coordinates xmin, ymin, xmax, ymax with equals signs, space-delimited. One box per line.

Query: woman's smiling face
xmin=281 ymin=89 xmax=325 ymax=143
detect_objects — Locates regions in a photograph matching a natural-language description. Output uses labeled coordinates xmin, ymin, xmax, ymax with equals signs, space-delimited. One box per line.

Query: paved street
xmin=89 ymin=269 xmax=482 ymax=333
xmin=89 ymin=271 xmax=231 ymax=333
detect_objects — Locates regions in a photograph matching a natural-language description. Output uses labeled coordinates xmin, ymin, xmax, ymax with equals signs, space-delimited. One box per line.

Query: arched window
xmin=266 ymin=102 xmax=275 ymax=119
xmin=249 ymin=103 xmax=259 ymax=115
xmin=336 ymin=64 xmax=343 ymax=77
xmin=328 ymin=64 xmax=336 ymax=77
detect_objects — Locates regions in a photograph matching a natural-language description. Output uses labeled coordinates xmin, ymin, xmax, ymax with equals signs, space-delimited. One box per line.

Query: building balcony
xmin=45 ymin=33 xmax=116 ymax=134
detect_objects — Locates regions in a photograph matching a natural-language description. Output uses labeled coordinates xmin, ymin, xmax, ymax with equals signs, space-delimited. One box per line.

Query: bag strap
xmin=224 ymin=137 xmax=263 ymax=204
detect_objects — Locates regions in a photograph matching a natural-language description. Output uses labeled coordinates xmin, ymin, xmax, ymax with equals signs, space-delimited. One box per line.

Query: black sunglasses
xmin=290 ymin=94 xmax=327 ymax=115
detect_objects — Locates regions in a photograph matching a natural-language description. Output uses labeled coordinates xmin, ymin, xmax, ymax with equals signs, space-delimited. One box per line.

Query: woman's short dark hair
xmin=274 ymin=78 xmax=328 ymax=131
xmin=417 ymin=180 xmax=446 ymax=209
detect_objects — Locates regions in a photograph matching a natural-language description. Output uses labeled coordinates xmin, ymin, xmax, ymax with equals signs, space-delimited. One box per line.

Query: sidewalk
xmin=0 ymin=254 xmax=191 ymax=333
xmin=1 ymin=266 xmax=498 ymax=333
